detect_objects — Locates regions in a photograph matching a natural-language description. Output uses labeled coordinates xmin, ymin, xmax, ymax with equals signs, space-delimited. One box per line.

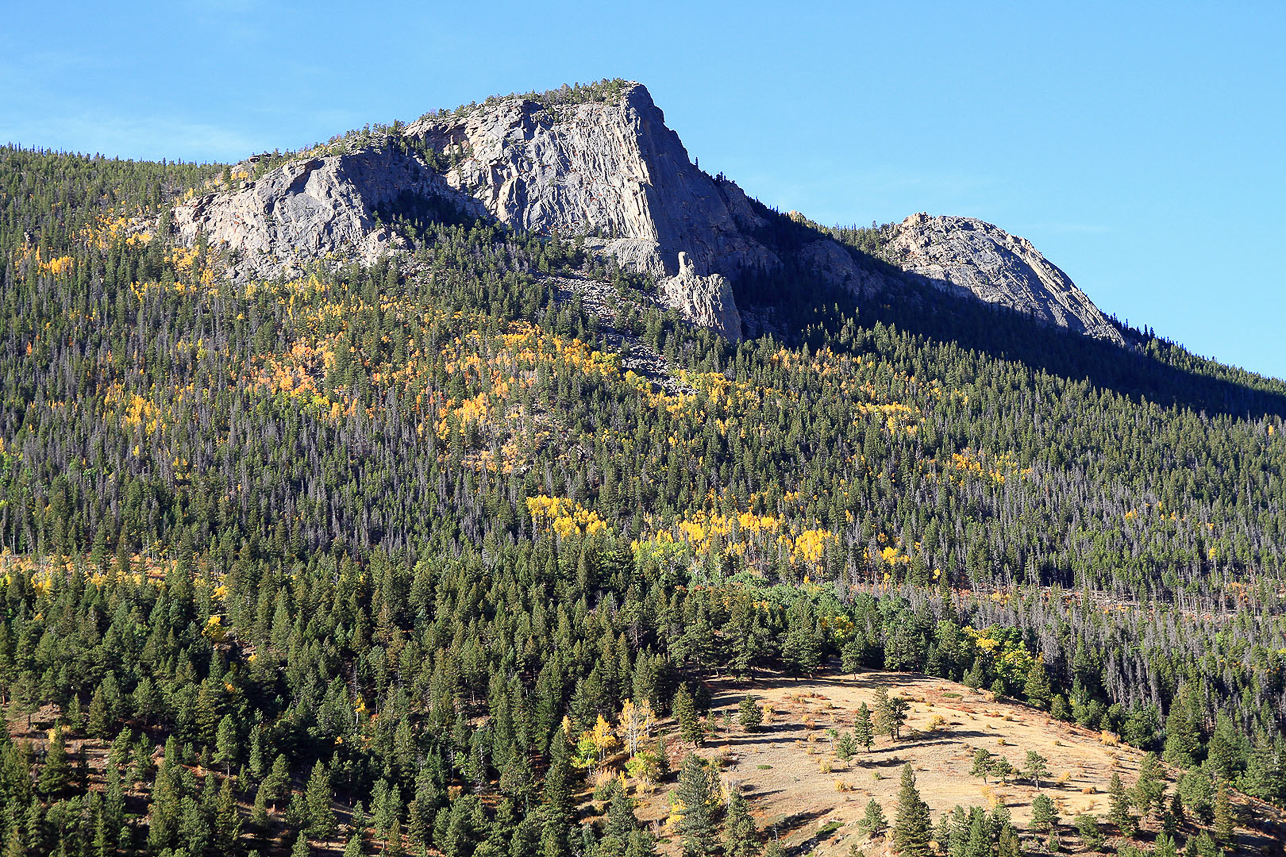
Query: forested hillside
xmin=1 ymin=145 xmax=1284 ymax=855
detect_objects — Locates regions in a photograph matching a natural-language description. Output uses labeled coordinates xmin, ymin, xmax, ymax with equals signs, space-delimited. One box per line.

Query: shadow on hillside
xmin=736 ymin=249 xmax=1286 ymax=421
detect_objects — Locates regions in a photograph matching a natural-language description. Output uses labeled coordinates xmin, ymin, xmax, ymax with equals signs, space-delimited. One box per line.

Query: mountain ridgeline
xmin=2 ymin=78 xmax=1286 ymax=855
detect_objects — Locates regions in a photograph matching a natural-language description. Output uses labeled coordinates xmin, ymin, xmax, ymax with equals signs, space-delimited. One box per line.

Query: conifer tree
xmin=890 ymin=764 xmax=931 ymax=856
xmin=722 ymin=790 xmax=759 ymax=857
xmin=676 ymin=754 xmax=718 ymax=857
xmin=1132 ymin=751 xmax=1166 ymax=816
xmin=1108 ymin=772 xmax=1136 ymax=836
xmin=857 ymin=798 xmax=887 ymax=839
xmin=306 ymin=760 xmax=336 ymax=841
xmin=674 ymin=685 xmax=701 ymax=746
xmin=1213 ymin=776 xmax=1234 ymax=849
xmin=738 ymin=696 xmax=762 ymax=733
xmin=1031 ymin=793 xmax=1057 ymax=834
xmin=1023 ymin=750 xmax=1049 ymax=789
xmin=38 ymin=728 xmax=71 ymax=796
xmin=854 ymin=703 xmax=874 ymax=752
xmin=873 ymin=689 xmax=908 ymax=741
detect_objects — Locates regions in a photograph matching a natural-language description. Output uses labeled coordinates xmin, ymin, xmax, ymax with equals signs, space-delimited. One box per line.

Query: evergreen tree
xmin=854 ymin=703 xmax=874 ymax=752
xmin=1132 ymin=751 xmax=1166 ymax=816
xmin=1030 ymin=793 xmax=1058 ymax=834
xmin=890 ymin=764 xmax=931 ymax=856
xmin=722 ymin=789 xmax=758 ymax=857
xmin=38 ymin=728 xmax=71 ymax=796
xmin=1023 ymin=750 xmax=1049 ymax=789
xmin=1213 ymin=776 xmax=1234 ymax=849
xmin=306 ymin=760 xmax=336 ymax=841
xmin=970 ymin=749 xmax=993 ymax=784
xmin=835 ymin=731 xmax=857 ymax=763
xmin=873 ymin=689 xmax=908 ymax=741
xmin=215 ymin=714 xmax=239 ymax=775
xmin=737 ymin=696 xmax=762 ymax=733
xmin=1108 ymin=772 xmax=1136 ymax=836
xmin=856 ymin=798 xmax=886 ymax=839
xmin=674 ymin=686 xmax=701 ymax=746
xmin=675 ymin=754 xmax=719 ymax=857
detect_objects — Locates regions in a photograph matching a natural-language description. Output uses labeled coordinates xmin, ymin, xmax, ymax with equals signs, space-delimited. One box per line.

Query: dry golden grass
xmin=629 ymin=669 xmax=1181 ymax=857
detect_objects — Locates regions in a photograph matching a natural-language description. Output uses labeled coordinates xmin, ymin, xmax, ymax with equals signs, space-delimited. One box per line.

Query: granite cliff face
xmin=171 ymin=82 xmax=1121 ymax=346
xmin=173 ymin=147 xmax=484 ymax=280
xmin=171 ymin=83 xmax=885 ymax=342
xmin=886 ymin=213 xmax=1124 ymax=345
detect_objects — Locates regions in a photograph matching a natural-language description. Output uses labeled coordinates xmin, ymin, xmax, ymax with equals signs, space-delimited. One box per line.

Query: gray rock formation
xmin=172 ymin=147 xmax=482 ymax=280
xmin=886 ymin=213 xmax=1124 ymax=345
xmin=168 ymin=82 xmax=1122 ymax=347
xmin=658 ymin=252 xmax=741 ymax=340
xmin=405 ymin=87 xmax=779 ymax=286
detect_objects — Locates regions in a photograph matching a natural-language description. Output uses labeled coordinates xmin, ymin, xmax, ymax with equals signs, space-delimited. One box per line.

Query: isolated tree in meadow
xmin=1024 ymin=750 xmax=1050 ymax=789
xmin=874 ymin=688 xmax=908 ymax=740
xmin=854 ymin=702 xmax=874 ymax=751
xmin=738 ymin=695 xmax=762 ymax=733
xmin=970 ymin=748 xmax=994 ymax=783
xmin=835 ymin=731 xmax=857 ymax=762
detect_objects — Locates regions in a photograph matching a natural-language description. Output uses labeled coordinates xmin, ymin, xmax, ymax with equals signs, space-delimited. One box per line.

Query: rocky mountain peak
xmin=169 ymin=81 xmax=1122 ymax=347
xmin=886 ymin=213 xmax=1125 ymax=345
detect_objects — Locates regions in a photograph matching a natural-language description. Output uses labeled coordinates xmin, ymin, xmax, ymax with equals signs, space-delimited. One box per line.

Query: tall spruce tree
xmin=890 ymin=764 xmax=931 ymax=856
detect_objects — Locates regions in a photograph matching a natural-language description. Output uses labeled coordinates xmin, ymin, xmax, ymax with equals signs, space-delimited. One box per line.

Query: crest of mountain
xmin=886 ymin=212 xmax=1125 ymax=345
xmin=171 ymin=80 xmax=1120 ymax=346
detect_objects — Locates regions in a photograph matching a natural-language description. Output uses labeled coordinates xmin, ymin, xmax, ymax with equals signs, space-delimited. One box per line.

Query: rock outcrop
xmin=886 ymin=213 xmax=1124 ymax=345
xmin=170 ymin=82 xmax=1122 ymax=347
xmin=173 ymin=147 xmax=482 ymax=280
xmin=658 ymin=252 xmax=741 ymax=340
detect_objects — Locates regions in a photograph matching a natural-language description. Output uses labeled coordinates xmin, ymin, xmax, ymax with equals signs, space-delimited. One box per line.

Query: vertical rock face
xmin=886 ymin=213 xmax=1125 ymax=345
xmin=406 ymin=85 xmax=779 ymax=286
xmin=168 ymin=81 xmax=1123 ymax=347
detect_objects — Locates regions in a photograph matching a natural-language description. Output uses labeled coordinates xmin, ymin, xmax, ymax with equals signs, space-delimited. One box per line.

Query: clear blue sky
xmin=4 ymin=2 xmax=1284 ymax=379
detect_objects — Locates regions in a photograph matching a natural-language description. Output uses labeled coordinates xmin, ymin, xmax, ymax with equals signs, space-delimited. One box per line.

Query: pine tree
xmin=38 ymin=728 xmax=71 ymax=796
xmin=854 ymin=703 xmax=874 ymax=752
xmin=674 ymin=685 xmax=701 ymax=746
xmin=890 ymin=764 xmax=931 ymax=856
xmin=214 ymin=714 xmax=239 ymax=775
xmin=835 ymin=731 xmax=857 ymax=762
xmin=737 ymin=696 xmax=762 ymax=733
xmin=1108 ymin=772 xmax=1136 ymax=836
xmin=1031 ymin=793 xmax=1058 ymax=833
xmin=1213 ymin=776 xmax=1234 ymax=848
xmin=722 ymin=790 xmax=759 ymax=857
xmin=1023 ymin=750 xmax=1049 ymax=789
xmin=970 ymin=748 xmax=993 ymax=784
xmin=306 ymin=760 xmax=336 ymax=841
xmin=857 ymin=798 xmax=887 ymax=839
xmin=873 ymin=689 xmax=908 ymax=741
xmin=215 ymin=775 xmax=243 ymax=852
xmin=1132 ymin=751 xmax=1166 ymax=816
xmin=676 ymin=754 xmax=719 ymax=857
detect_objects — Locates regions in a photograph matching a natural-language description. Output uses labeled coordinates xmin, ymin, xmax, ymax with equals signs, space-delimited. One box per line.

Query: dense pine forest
xmin=1 ymin=144 xmax=1285 ymax=856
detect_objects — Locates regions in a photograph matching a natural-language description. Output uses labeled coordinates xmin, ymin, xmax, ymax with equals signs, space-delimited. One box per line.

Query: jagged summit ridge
xmin=171 ymin=80 xmax=1122 ymax=346
xmin=887 ymin=213 xmax=1125 ymax=345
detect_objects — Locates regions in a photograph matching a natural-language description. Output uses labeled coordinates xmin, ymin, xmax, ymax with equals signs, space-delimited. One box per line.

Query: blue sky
xmin=4 ymin=2 xmax=1284 ymax=379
